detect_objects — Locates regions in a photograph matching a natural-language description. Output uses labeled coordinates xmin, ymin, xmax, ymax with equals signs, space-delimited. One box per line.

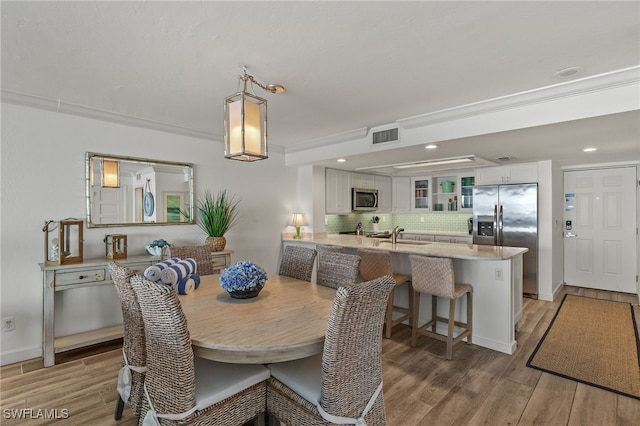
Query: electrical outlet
xmin=2 ymin=316 xmax=16 ymax=332
xmin=495 ymin=268 xmax=503 ymax=281
xmin=382 ymin=216 xmax=386 ymax=222
xmin=420 ymin=216 xmax=425 ymax=223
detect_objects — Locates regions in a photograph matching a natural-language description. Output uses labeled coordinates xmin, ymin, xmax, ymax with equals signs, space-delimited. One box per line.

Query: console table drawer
xmin=212 ymin=255 xmax=230 ymax=269
xmin=56 ymin=269 xmax=107 ymax=287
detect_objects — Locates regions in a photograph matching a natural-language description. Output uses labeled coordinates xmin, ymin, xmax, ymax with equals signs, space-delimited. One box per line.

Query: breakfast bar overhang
xmin=282 ymin=235 xmax=528 ymax=355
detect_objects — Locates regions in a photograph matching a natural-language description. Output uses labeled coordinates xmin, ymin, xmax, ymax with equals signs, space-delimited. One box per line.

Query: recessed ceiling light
xmin=582 ymin=147 xmax=597 ymax=153
xmin=337 ymin=158 xmax=347 ymax=162
xmin=553 ymin=66 xmax=585 ymax=79
xmin=425 ymin=144 xmax=439 ymax=149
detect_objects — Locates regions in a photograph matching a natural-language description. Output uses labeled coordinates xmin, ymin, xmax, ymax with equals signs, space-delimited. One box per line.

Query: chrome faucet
xmin=355 ymin=222 xmax=363 ymax=236
xmin=391 ymin=226 xmax=404 ymax=244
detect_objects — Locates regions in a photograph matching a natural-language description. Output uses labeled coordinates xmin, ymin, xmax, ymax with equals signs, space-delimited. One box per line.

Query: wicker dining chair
xmin=130 ymin=275 xmax=270 ymax=426
xmin=278 ymin=245 xmax=317 ymax=281
xmin=358 ymin=248 xmax=413 ymax=338
xmin=107 ymin=262 xmax=147 ymax=421
xmin=316 ymin=244 xmax=344 ymax=259
xmin=170 ymin=245 xmax=215 ymax=276
xmin=409 ymin=255 xmax=473 ymax=360
xmin=267 ymin=275 xmax=396 ymax=425
xmin=316 ymin=251 xmax=361 ymax=289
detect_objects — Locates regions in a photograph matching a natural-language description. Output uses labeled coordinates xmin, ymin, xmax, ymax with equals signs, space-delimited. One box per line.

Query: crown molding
xmin=1 ymin=89 xmax=222 ymax=142
xmin=398 ymin=66 xmax=640 ymax=129
xmin=285 ymin=127 xmax=369 ymax=153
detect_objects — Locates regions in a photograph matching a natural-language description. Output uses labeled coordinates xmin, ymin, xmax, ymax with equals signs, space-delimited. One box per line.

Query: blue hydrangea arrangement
xmin=219 ymin=261 xmax=268 ymax=292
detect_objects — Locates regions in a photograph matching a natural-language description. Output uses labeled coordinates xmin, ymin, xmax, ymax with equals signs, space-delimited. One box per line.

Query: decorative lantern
xmin=43 ymin=219 xmax=84 ymax=265
xmin=224 ymin=66 xmax=284 ymax=162
xmin=104 ymin=234 xmax=127 ymax=260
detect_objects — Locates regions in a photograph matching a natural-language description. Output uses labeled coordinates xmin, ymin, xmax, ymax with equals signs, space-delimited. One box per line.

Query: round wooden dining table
xmin=178 ymin=274 xmax=336 ymax=364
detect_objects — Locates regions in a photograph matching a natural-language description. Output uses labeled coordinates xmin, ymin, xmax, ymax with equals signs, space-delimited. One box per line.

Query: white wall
xmin=536 ymin=160 xmax=565 ymax=301
xmin=0 ymin=103 xmax=299 ymax=365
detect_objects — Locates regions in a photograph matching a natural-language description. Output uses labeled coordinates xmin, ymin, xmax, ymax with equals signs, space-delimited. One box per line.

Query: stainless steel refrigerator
xmin=472 ymin=183 xmax=538 ymax=298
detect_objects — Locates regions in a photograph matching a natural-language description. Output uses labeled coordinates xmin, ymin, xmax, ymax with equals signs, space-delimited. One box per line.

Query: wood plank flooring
xmin=1 ymin=286 xmax=639 ymax=425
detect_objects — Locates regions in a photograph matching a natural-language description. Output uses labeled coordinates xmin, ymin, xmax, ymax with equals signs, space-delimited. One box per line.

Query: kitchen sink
xmin=366 ymin=232 xmax=392 ymax=238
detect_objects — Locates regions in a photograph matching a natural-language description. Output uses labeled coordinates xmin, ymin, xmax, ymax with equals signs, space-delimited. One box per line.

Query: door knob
xmin=565 ymin=232 xmax=578 ymax=238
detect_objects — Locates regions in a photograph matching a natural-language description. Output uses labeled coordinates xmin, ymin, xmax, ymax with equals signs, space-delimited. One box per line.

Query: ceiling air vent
xmin=497 ymin=156 xmax=517 ymax=161
xmin=372 ymin=127 xmax=398 ymax=145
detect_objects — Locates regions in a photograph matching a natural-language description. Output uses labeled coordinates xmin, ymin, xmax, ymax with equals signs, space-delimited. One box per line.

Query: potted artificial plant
xmin=196 ymin=189 xmax=240 ymax=252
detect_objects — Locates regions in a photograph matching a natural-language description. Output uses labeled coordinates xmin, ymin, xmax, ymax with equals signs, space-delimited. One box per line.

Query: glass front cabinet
xmin=460 ymin=175 xmax=475 ymax=211
xmin=411 ymin=177 xmax=430 ymax=212
xmin=408 ymin=173 xmax=475 ymax=214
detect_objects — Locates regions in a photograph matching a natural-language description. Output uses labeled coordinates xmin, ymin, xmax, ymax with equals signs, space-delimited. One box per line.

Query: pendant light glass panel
xmin=224 ymin=92 xmax=268 ymax=161
xmin=101 ymin=158 xmax=120 ymax=188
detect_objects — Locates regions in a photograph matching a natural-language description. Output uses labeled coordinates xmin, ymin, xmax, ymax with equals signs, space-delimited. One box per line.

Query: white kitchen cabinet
xmin=325 ymin=168 xmax=352 ymax=214
xmin=430 ymin=173 xmax=475 ymax=213
xmin=410 ymin=176 xmax=431 ymax=212
xmin=391 ymin=176 xmax=411 ymax=213
xmin=475 ymin=163 xmax=538 ymax=185
xmin=374 ymin=175 xmax=392 ymax=213
xmin=432 ymin=175 xmax=459 ymax=212
xmin=400 ymin=233 xmax=435 ymax=242
xmin=434 ymin=235 xmax=473 ymax=244
xmin=351 ymin=172 xmax=376 ymax=189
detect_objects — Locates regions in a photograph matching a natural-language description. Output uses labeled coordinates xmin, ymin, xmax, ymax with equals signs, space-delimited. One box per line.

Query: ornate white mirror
xmin=86 ymin=152 xmax=194 ymax=227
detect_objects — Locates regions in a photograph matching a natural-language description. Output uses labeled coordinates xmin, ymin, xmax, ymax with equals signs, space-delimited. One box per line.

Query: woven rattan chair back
xmin=316 ymin=251 xmax=361 ymax=289
xmin=107 ymin=262 xmax=146 ymax=418
xmin=322 ymin=275 xmax=396 ymax=422
xmin=357 ymin=248 xmax=393 ymax=281
xmin=409 ymin=255 xmax=456 ymax=299
xmin=171 ymin=245 xmax=214 ymax=276
xmin=278 ymin=245 xmax=317 ymax=281
xmin=317 ymin=244 xmax=345 ymax=257
xmin=130 ymin=275 xmax=197 ymax=419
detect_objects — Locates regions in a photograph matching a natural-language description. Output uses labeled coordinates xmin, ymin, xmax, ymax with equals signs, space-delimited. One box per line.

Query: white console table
xmin=39 ymin=250 xmax=233 ymax=367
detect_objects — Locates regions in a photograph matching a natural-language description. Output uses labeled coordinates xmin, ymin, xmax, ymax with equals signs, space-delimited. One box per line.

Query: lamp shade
xmin=224 ymin=91 xmax=268 ymax=161
xmin=101 ymin=158 xmax=120 ymax=188
xmin=290 ymin=213 xmax=306 ymax=227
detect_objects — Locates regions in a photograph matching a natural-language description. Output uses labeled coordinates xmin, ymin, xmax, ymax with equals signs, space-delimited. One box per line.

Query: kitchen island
xmin=282 ymin=234 xmax=528 ymax=355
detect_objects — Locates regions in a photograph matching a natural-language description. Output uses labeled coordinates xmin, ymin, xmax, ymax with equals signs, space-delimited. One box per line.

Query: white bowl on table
xmin=146 ymin=245 xmax=170 ymax=257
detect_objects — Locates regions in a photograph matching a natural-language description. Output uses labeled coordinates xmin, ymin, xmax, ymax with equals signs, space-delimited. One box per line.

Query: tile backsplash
xmin=325 ymin=212 xmax=471 ymax=234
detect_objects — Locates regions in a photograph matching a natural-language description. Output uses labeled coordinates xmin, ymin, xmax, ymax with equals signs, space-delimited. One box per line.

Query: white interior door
xmin=91 ymin=187 xmax=120 ymax=224
xmin=563 ymin=167 xmax=637 ymax=293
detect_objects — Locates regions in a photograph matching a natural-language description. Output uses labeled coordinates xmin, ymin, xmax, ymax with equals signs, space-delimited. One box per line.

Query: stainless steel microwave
xmin=352 ymin=188 xmax=378 ymax=211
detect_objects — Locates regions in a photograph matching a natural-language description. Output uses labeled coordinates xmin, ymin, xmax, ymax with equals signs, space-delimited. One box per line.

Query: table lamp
xmin=290 ymin=213 xmax=306 ymax=239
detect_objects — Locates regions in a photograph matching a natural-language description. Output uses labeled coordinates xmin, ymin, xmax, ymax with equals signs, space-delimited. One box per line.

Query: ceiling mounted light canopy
xmin=224 ymin=66 xmax=285 ymax=162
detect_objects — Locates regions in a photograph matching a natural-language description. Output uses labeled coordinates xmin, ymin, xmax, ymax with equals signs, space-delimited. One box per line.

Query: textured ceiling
xmin=2 ymin=1 xmax=639 ymax=168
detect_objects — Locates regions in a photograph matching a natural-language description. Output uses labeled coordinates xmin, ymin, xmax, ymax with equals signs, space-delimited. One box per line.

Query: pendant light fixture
xmin=101 ymin=158 xmax=120 ymax=188
xmin=224 ymin=66 xmax=285 ymax=161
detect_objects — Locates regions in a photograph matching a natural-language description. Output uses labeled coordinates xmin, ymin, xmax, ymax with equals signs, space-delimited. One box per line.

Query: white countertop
xmin=283 ymin=234 xmax=527 ymax=261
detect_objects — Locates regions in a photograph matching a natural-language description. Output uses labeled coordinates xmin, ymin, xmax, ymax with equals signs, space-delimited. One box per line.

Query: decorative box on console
xmin=104 ymin=234 xmax=127 ymax=260
xmin=43 ymin=219 xmax=84 ymax=265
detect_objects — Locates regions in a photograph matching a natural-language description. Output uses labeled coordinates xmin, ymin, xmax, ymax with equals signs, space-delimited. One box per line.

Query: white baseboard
xmin=1 ymin=345 xmax=42 ymax=366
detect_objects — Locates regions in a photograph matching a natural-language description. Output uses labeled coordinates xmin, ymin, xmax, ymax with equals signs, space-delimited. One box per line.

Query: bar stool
xmin=408 ymin=255 xmax=473 ymax=360
xmin=358 ymin=248 xmax=413 ymax=338
xmin=317 ymin=251 xmax=361 ymax=289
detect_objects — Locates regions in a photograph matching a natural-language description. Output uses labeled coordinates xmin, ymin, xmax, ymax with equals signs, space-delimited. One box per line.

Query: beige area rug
xmin=527 ymin=294 xmax=640 ymax=400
